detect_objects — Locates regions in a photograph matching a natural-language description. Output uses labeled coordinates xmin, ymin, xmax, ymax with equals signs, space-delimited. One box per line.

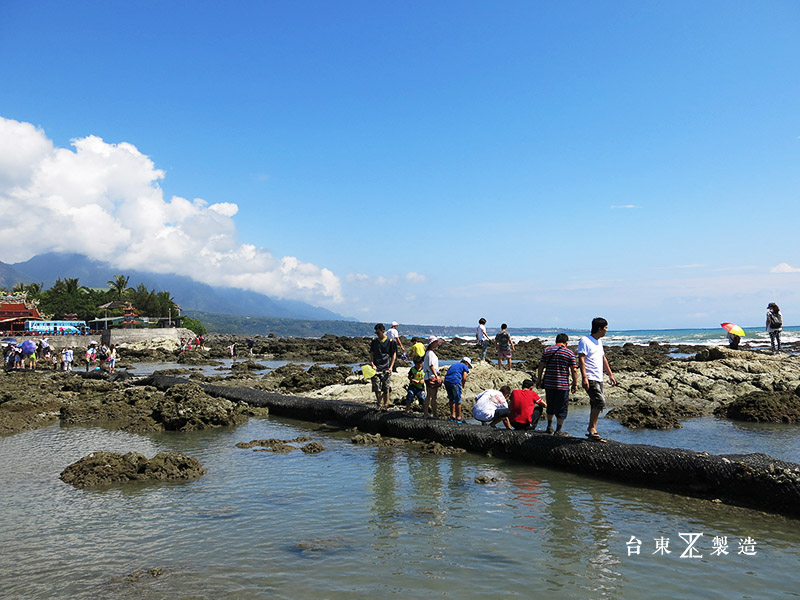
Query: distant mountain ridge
xmin=2 ymin=252 xmax=354 ymax=322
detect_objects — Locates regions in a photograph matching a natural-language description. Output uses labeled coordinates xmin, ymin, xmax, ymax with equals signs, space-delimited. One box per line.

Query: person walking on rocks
xmin=476 ymin=318 xmax=492 ymax=362
xmin=578 ymin=317 xmax=617 ymax=443
xmin=423 ymin=336 xmax=443 ymax=418
xmin=537 ymin=333 xmax=578 ymax=435
xmin=766 ymin=302 xmax=783 ymax=353
xmin=370 ymin=323 xmax=397 ymax=410
xmin=495 ymin=323 xmax=515 ymax=370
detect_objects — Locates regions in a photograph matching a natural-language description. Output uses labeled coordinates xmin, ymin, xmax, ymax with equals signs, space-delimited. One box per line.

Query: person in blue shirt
xmin=444 ymin=357 xmax=472 ymax=423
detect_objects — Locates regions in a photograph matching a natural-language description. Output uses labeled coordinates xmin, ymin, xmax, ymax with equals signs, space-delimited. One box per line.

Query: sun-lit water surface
xmin=1 ymin=415 xmax=798 ymax=600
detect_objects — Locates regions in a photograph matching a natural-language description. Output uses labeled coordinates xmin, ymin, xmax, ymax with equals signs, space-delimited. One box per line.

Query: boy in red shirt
xmin=508 ymin=379 xmax=546 ymax=430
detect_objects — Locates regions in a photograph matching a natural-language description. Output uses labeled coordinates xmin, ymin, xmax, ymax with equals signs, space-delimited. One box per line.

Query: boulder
xmin=60 ymin=451 xmax=205 ymax=488
xmin=717 ymin=389 xmax=800 ymax=423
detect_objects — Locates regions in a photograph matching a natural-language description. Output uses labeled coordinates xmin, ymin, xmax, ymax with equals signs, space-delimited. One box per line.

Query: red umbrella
xmin=721 ymin=323 xmax=745 ymax=337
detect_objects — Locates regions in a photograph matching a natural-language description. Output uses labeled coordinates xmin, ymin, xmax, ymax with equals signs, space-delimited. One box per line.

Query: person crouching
xmin=508 ymin=379 xmax=546 ymax=430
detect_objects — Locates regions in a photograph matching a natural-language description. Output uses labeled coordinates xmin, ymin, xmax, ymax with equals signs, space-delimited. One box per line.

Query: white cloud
xmin=610 ymin=204 xmax=639 ymax=209
xmin=405 ymin=271 xmax=427 ymax=283
xmin=770 ymin=262 xmax=800 ymax=273
xmin=0 ymin=117 xmax=341 ymax=304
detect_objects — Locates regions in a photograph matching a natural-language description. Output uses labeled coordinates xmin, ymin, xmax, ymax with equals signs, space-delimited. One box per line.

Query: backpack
xmin=769 ymin=312 xmax=782 ymax=329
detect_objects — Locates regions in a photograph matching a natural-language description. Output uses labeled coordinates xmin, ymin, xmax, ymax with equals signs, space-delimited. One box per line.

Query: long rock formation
xmin=140 ymin=373 xmax=800 ymax=519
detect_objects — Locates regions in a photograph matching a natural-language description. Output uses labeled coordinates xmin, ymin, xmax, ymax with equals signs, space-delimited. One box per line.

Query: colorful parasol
xmin=721 ymin=322 xmax=746 ymax=337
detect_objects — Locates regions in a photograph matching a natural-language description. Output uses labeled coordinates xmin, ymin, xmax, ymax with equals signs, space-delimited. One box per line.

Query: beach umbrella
xmin=20 ymin=340 xmax=36 ymax=355
xmin=721 ymin=323 xmax=746 ymax=337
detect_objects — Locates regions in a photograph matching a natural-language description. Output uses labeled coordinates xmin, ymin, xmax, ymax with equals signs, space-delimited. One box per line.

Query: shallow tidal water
xmin=1 ymin=412 xmax=799 ymax=600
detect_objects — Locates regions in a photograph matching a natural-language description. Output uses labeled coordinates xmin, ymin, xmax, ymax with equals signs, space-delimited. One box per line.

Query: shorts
xmin=493 ymin=407 xmax=510 ymax=420
xmin=371 ymin=371 xmax=392 ymax=394
xmin=498 ymin=350 xmax=512 ymax=360
xmin=545 ymin=388 xmax=570 ymax=420
xmin=444 ymin=382 xmax=462 ymax=405
xmin=587 ymin=380 xmax=605 ymax=410
xmin=405 ymin=386 xmax=426 ymax=405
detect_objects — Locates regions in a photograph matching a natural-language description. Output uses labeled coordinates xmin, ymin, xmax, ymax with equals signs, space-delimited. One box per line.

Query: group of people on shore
xmin=369 ymin=317 xmax=617 ymax=442
xmin=3 ymin=339 xmax=117 ymax=373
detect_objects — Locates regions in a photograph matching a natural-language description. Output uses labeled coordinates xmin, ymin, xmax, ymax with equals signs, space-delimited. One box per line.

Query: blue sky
xmin=1 ymin=1 xmax=799 ymax=330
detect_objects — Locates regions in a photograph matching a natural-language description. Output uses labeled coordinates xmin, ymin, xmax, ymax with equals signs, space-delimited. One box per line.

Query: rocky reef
xmin=60 ymin=451 xmax=205 ymax=488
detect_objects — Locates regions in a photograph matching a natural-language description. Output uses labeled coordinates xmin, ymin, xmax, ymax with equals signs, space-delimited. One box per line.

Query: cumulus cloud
xmin=0 ymin=117 xmax=341 ymax=303
xmin=405 ymin=271 xmax=427 ymax=283
xmin=770 ymin=262 xmax=800 ymax=273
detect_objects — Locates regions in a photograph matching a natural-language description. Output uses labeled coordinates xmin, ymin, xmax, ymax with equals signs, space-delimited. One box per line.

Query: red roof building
xmin=0 ymin=293 xmax=42 ymax=333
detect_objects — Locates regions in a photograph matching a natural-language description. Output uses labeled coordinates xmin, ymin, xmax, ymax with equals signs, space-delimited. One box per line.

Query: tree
xmin=107 ymin=274 xmax=131 ymax=300
xmin=39 ymin=277 xmax=91 ymax=320
xmin=182 ymin=317 xmax=206 ymax=336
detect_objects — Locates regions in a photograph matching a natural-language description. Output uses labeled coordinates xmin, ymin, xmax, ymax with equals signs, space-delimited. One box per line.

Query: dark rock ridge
xmin=716 ymin=389 xmax=800 ymax=423
xmin=607 ymin=401 xmax=704 ymax=429
xmin=60 ymin=451 xmax=205 ymax=488
xmin=139 ymin=373 xmax=800 ymax=519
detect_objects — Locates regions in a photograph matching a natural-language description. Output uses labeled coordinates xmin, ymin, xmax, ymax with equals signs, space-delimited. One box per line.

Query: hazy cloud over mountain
xmin=0 ymin=117 xmax=342 ymax=306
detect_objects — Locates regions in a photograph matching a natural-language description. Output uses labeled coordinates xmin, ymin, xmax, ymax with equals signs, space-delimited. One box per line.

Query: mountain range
xmin=0 ymin=252 xmax=354 ymax=322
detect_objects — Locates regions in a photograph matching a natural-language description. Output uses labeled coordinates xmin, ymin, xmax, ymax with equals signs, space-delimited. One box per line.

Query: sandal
xmin=586 ymin=432 xmax=608 ymax=443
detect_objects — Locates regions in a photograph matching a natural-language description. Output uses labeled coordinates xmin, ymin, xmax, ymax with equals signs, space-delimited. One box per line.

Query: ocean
xmin=465 ymin=325 xmax=800 ymax=349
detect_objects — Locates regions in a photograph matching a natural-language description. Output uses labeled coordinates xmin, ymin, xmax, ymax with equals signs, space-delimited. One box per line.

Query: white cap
xmin=462 ymin=357 xmax=473 ymax=367
xmin=392 ymin=321 xmax=399 ymax=327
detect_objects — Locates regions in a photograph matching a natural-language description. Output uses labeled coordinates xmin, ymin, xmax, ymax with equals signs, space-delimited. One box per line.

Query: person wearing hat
xmin=386 ymin=321 xmax=406 ymax=365
xmin=443 ymin=357 xmax=473 ymax=423
xmin=766 ymin=302 xmax=783 ymax=353
xmin=423 ymin=336 xmax=443 ymax=418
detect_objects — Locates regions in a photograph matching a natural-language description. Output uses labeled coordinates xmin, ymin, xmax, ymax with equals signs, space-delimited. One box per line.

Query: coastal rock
xmin=60 ymin=451 xmax=205 ymax=488
xmin=301 ymin=442 xmax=325 ymax=454
xmin=230 ymin=360 xmax=269 ymax=372
xmin=60 ymin=381 xmax=256 ymax=432
xmin=606 ymin=400 xmax=703 ymax=429
xmin=716 ymin=389 xmax=800 ymax=423
xmin=153 ymin=383 xmax=248 ymax=430
xmin=176 ymin=352 xmax=220 ymax=366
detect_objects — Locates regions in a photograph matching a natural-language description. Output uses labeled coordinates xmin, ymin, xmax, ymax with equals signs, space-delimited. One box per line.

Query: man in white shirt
xmin=386 ymin=321 xmax=406 ymax=358
xmin=475 ymin=318 xmax=491 ymax=362
xmin=577 ymin=317 xmax=617 ymax=443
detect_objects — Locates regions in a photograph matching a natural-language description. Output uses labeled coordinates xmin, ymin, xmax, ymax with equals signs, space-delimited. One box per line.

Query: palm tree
xmin=107 ymin=274 xmax=131 ymax=300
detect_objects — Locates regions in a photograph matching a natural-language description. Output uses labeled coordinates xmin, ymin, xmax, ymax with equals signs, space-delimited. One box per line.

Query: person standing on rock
xmin=386 ymin=321 xmax=406 ymax=366
xmin=537 ymin=333 xmax=578 ymax=435
xmin=495 ymin=323 xmax=515 ymax=370
xmin=766 ymin=302 xmax=783 ymax=353
xmin=443 ymin=357 xmax=472 ymax=423
xmin=578 ymin=317 xmax=616 ymax=443
xmin=423 ymin=336 xmax=443 ymax=418
xmin=370 ymin=323 xmax=397 ymax=410
xmin=476 ymin=318 xmax=492 ymax=362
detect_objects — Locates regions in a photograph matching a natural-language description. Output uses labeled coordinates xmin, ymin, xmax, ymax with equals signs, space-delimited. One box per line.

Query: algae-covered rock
xmin=153 ymin=383 xmax=248 ymax=431
xmin=60 ymin=451 xmax=205 ymax=488
xmin=717 ymin=389 xmax=800 ymax=423
xmin=607 ymin=400 xmax=704 ymax=429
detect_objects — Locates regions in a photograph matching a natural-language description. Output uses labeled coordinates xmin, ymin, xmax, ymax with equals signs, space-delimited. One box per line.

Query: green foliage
xmin=107 ymin=274 xmax=131 ymax=300
xmin=32 ymin=274 xmax=180 ymax=325
xmin=182 ymin=317 xmax=207 ymax=336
